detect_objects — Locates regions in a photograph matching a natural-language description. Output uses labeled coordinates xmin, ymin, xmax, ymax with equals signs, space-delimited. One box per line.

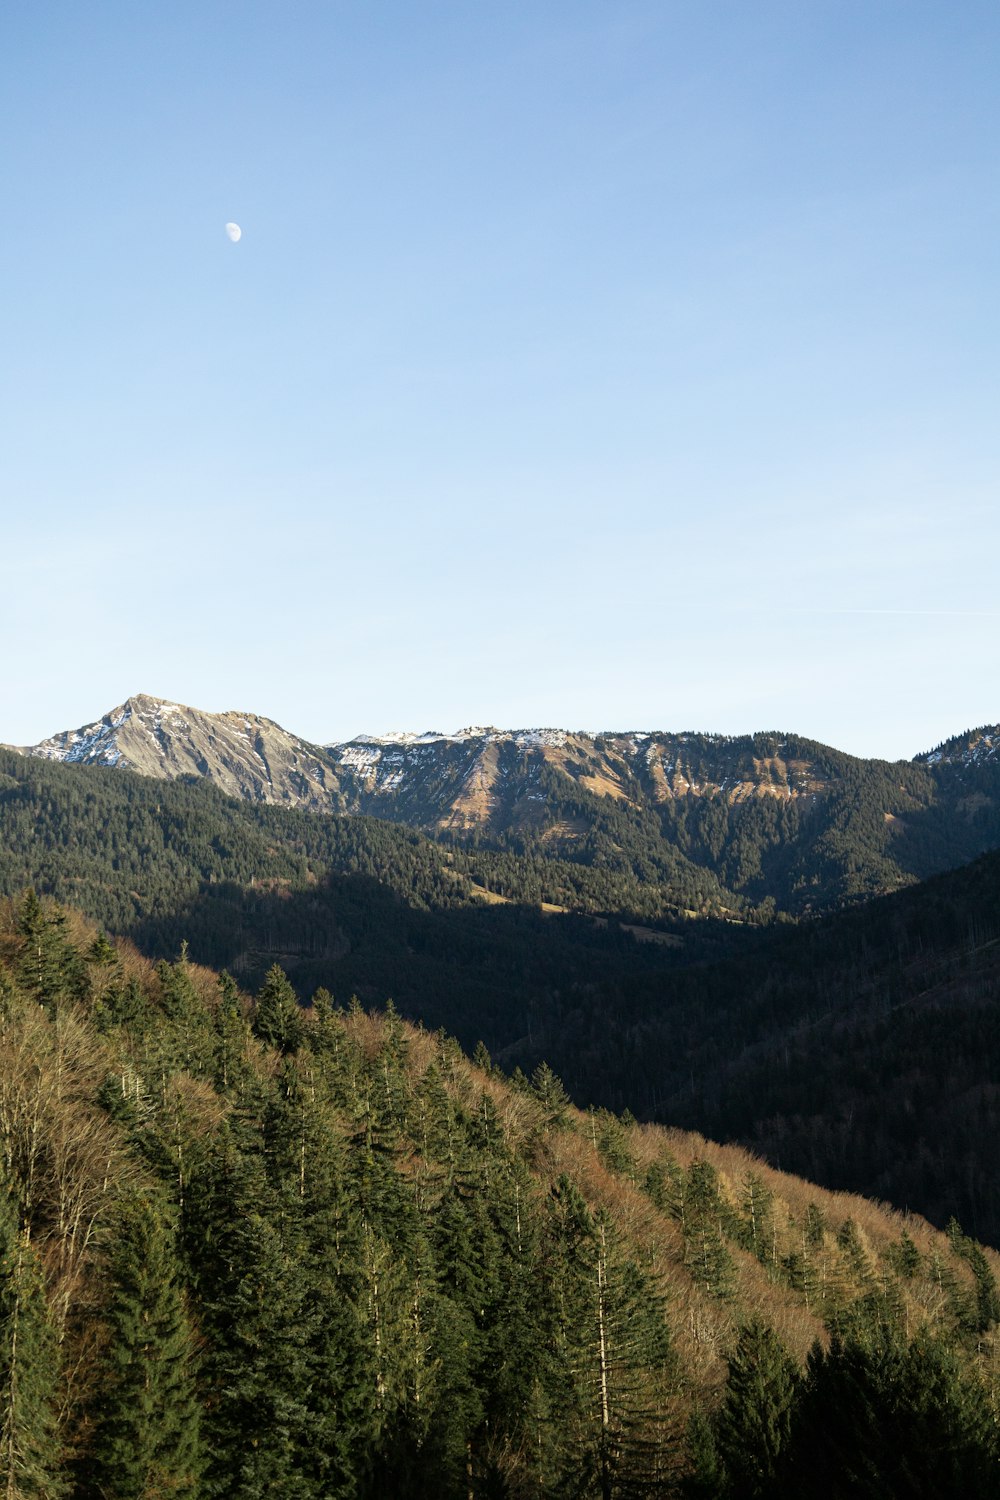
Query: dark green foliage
xmin=714 ymin=1321 xmax=798 ymax=1499
xmin=213 ymin=970 xmax=250 ymax=1092
xmin=780 ymin=1329 xmax=1000 ymax=1497
xmin=890 ymin=1230 xmax=922 ymax=1278
xmin=682 ymin=1410 xmax=725 ymax=1498
xmin=87 ymin=1192 xmax=202 ymax=1498
xmin=0 ymin=1190 xmax=63 ymax=1499
xmin=544 ymin=1180 xmax=676 ymax=1496
xmin=2 ymin=893 xmax=999 ymax=1499
xmin=531 ymin=1061 xmax=572 ymax=1128
xmin=641 ymin=1154 xmax=682 ymax=1216
xmin=739 ymin=1175 xmax=775 ymax=1266
xmin=946 ymin=1220 xmax=1000 ymax=1335
xmin=252 ymin=963 xmax=304 ymax=1054
xmin=184 ymin=1136 xmax=315 ymax=1499
xmin=14 ymin=890 xmax=82 ymax=1010
xmin=681 ymin=1162 xmax=736 ymax=1301
xmin=805 ymin=1202 xmax=826 ymax=1248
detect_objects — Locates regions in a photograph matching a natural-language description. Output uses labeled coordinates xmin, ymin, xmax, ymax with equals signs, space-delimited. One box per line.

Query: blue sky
xmin=3 ymin=1 xmax=998 ymax=758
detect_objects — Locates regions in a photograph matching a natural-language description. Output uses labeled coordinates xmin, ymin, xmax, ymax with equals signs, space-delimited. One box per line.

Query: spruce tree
xmin=714 ymin=1320 xmax=798 ymax=1499
xmin=783 ymin=1328 xmax=1000 ymax=1497
xmin=213 ymin=971 xmax=250 ymax=1093
xmin=252 ymin=965 xmax=304 ymax=1054
xmin=87 ymin=1191 xmax=202 ymax=1500
xmin=185 ymin=1134 xmax=313 ymax=1500
xmin=681 ymin=1161 xmax=736 ymax=1301
xmin=0 ymin=1191 xmax=63 ymax=1500
xmin=682 ymin=1411 xmax=727 ymax=1499
xmin=14 ymin=892 xmax=80 ymax=1012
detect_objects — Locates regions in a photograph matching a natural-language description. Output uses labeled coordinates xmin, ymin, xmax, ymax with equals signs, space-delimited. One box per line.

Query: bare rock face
xmin=21 ymin=698 xmax=1000 ymax=851
xmin=326 ymin=726 xmax=835 ymax=833
xmin=22 ymin=699 xmax=841 ymax=833
xmin=25 ymin=694 xmax=344 ymax=813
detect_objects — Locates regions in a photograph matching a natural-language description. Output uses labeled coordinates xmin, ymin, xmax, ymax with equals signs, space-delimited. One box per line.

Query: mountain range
xmin=4 ymin=693 xmax=1000 ymax=1240
xmin=15 ymin=693 xmax=1000 ymax=914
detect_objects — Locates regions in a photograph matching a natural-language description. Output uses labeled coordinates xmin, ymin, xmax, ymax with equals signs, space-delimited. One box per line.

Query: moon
xmin=225 ymin=222 xmax=242 ymax=243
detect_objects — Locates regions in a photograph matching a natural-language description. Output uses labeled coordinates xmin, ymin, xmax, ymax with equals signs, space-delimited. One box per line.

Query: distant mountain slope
xmin=23 ymin=693 xmax=347 ymax=812
xmin=515 ymin=846 xmax=1000 ymax=1244
xmin=2 ymin=746 xmax=1000 ymax=1240
xmin=0 ymin=745 xmax=726 ymax=1037
xmin=16 ymin=695 xmax=1000 ymax=914
xmin=919 ymin=725 xmax=1000 ymax=768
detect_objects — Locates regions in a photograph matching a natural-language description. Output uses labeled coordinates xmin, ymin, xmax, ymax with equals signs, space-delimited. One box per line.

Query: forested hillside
xmin=516 ymin=848 xmax=1000 ymax=1245
xmin=3 ymin=748 xmax=1000 ymax=1245
xmin=0 ymin=747 xmax=733 ymax=1052
xmin=19 ymin=700 xmax=1000 ymax=915
xmin=2 ymin=893 xmax=999 ymax=1498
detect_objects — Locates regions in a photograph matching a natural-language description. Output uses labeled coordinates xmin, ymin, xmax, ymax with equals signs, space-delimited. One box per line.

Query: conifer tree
xmin=184 ymin=1134 xmax=312 ymax=1500
xmin=714 ymin=1320 xmax=798 ymax=1499
xmin=87 ymin=1191 xmax=202 ymax=1499
xmin=531 ymin=1062 xmax=572 ymax=1128
xmin=740 ymin=1174 xmax=774 ymax=1266
xmin=0 ymin=1190 xmax=63 ymax=1500
xmin=946 ymin=1220 xmax=1000 ymax=1334
xmin=252 ymin=964 xmax=303 ymax=1054
xmin=95 ymin=976 xmax=148 ymax=1036
xmin=213 ymin=971 xmax=250 ymax=1093
xmin=681 ymin=1161 xmax=736 ymax=1300
xmin=268 ymin=1066 xmax=372 ymax=1499
xmin=545 ymin=1180 xmax=675 ymax=1498
xmin=682 ymin=1411 xmax=726 ymax=1499
xmin=14 ymin=892 xmax=80 ymax=1011
xmin=152 ymin=951 xmax=213 ymax=1076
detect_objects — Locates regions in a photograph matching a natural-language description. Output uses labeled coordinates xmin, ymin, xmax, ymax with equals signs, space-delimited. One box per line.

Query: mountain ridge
xmin=19 ymin=692 xmax=1000 ymax=818
xmin=11 ymin=693 xmax=1000 ymax=918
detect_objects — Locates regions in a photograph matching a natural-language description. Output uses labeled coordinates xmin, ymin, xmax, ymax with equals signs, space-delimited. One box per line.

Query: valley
xmin=3 ymin=696 xmax=1000 ymax=1241
xmin=0 ymin=897 xmax=997 ymax=1496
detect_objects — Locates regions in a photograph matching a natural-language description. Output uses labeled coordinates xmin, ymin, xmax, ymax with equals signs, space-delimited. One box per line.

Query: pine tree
xmin=14 ymin=892 xmax=80 ymax=1012
xmin=714 ymin=1320 xmax=798 ymax=1499
xmin=0 ymin=1190 xmax=63 ymax=1500
xmin=184 ymin=1134 xmax=313 ymax=1500
xmin=86 ymin=1191 xmax=202 ymax=1499
xmin=783 ymin=1328 xmax=1000 ymax=1498
xmin=252 ymin=965 xmax=303 ymax=1054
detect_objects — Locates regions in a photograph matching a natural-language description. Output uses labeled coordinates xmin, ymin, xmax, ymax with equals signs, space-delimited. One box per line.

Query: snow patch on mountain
xmin=336 ymin=727 xmax=571 ymax=752
xmin=917 ymin=727 xmax=1000 ymax=768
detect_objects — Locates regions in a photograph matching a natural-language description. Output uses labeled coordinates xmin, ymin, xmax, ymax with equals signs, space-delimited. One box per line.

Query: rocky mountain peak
xmin=23 ymin=694 xmax=344 ymax=812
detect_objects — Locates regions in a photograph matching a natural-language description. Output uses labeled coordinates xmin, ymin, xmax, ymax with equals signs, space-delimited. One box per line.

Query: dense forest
xmin=516 ymin=847 xmax=1000 ymax=1246
xmin=2 ymin=748 xmax=1000 ymax=1246
xmin=467 ymin=733 xmax=1000 ymax=914
xmin=1 ymin=893 xmax=999 ymax=1497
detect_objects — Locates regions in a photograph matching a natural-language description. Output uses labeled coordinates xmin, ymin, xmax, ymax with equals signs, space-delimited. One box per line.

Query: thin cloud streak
xmin=708 ymin=608 xmax=1000 ymax=618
